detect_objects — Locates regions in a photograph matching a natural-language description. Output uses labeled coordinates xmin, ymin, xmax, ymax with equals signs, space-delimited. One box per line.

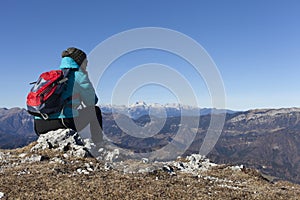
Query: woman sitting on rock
xmin=33 ymin=47 xmax=103 ymax=145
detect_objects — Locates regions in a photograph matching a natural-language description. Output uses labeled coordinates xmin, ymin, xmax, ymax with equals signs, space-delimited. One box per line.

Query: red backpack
xmin=26 ymin=69 xmax=71 ymax=119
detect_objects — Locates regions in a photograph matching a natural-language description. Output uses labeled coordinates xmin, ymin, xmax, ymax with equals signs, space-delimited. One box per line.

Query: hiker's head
xmin=62 ymin=47 xmax=87 ymax=67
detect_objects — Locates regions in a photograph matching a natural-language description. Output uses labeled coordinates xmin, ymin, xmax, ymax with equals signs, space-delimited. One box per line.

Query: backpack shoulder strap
xmin=62 ymin=68 xmax=79 ymax=77
xmin=62 ymin=68 xmax=71 ymax=78
xmin=61 ymin=68 xmax=79 ymax=104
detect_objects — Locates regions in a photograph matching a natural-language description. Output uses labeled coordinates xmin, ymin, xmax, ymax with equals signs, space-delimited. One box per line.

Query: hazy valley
xmin=1 ymin=104 xmax=300 ymax=184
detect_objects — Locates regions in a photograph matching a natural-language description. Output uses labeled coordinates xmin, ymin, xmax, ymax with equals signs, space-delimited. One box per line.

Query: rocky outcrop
xmin=30 ymin=129 xmax=90 ymax=158
xmin=29 ymin=128 xmax=123 ymax=163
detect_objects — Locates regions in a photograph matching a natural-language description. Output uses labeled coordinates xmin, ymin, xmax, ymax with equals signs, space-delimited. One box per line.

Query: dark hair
xmin=62 ymin=47 xmax=87 ymax=66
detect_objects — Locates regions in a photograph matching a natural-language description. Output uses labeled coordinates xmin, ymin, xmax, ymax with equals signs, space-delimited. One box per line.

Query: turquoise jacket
xmin=35 ymin=57 xmax=98 ymax=119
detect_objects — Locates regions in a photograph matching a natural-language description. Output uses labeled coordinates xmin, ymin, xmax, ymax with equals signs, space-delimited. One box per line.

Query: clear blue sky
xmin=0 ymin=0 xmax=299 ymax=111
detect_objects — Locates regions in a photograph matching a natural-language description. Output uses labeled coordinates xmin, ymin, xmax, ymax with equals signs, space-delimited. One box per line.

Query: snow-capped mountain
xmin=100 ymin=101 xmax=234 ymax=119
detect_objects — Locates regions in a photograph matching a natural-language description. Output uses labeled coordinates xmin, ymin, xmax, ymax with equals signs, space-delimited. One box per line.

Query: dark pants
xmin=34 ymin=106 xmax=103 ymax=143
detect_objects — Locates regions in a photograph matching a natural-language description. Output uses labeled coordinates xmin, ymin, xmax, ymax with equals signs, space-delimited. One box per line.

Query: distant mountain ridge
xmin=204 ymin=107 xmax=300 ymax=184
xmin=102 ymin=106 xmax=300 ymax=183
xmin=1 ymin=106 xmax=300 ymax=183
xmin=100 ymin=101 xmax=236 ymax=119
xmin=0 ymin=103 xmax=234 ymax=148
xmin=0 ymin=107 xmax=37 ymax=149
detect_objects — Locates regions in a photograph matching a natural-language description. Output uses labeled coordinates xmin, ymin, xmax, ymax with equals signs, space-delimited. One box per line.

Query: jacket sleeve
xmin=75 ymin=71 xmax=98 ymax=106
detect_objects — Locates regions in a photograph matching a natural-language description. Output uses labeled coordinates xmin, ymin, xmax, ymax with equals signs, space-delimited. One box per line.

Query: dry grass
xmin=1 ymin=144 xmax=300 ymax=200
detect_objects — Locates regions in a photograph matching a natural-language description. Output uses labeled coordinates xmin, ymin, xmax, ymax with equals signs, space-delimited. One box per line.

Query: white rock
xmin=229 ymin=165 xmax=244 ymax=171
xmin=104 ymin=162 xmax=113 ymax=171
xmin=50 ymin=157 xmax=66 ymax=164
xmin=21 ymin=155 xmax=42 ymax=163
xmin=77 ymin=168 xmax=82 ymax=174
xmin=87 ymin=167 xmax=93 ymax=172
xmin=18 ymin=153 xmax=27 ymax=158
xmin=169 ymin=154 xmax=217 ymax=175
xmin=30 ymin=129 xmax=90 ymax=158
